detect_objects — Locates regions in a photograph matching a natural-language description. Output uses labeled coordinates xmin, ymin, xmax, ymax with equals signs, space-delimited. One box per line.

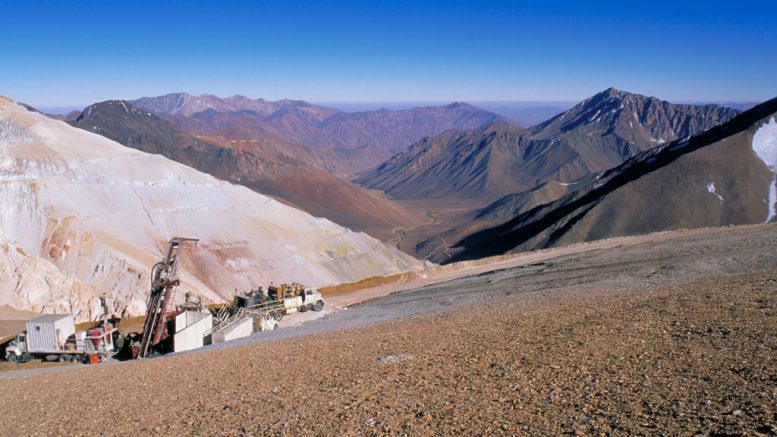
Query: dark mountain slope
xmin=355 ymin=122 xmax=530 ymax=200
xmin=445 ymin=96 xmax=777 ymax=262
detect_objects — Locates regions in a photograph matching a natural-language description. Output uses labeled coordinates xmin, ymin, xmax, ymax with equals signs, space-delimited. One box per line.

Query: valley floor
xmin=0 ymin=224 xmax=776 ymax=434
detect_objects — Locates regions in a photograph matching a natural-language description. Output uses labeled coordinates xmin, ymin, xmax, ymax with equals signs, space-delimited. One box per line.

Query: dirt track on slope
xmin=0 ymin=224 xmax=776 ymax=435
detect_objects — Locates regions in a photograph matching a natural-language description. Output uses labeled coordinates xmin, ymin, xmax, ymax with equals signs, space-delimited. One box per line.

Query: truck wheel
xmin=273 ymin=311 xmax=284 ymax=321
xmin=57 ymin=354 xmax=68 ymax=362
xmin=6 ymin=353 xmax=18 ymax=364
xmin=313 ymin=300 xmax=324 ymax=312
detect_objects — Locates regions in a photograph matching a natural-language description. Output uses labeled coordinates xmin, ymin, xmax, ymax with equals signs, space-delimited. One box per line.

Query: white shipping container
xmin=212 ymin=316 xmax=253 ymax=344
xmin=26 ymin=314 xmax=75 ymax=353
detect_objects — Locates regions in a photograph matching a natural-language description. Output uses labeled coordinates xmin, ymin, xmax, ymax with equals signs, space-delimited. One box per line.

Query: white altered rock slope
xmin=0 ymin=97 xmax=421 ymax=320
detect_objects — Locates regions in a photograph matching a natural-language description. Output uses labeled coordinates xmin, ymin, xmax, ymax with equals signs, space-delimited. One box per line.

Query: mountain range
xmin=355 ymin=88 xmax=741 ymax=259
xmin=130 ymin=93 xmax=502 ymax=175
xmin=356 ymin=88 xmax=740 ymax=202
xmin=68 ymin=89 xmax=747 ymax=261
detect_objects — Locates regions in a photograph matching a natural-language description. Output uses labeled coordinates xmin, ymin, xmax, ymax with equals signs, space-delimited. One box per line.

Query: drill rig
xmin=136 ymin=237 xmax=198 ymax=358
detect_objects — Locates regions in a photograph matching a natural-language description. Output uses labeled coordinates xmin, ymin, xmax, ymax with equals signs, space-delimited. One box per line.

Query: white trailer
xmin=26 ymin=314 xmax=75 ymax=352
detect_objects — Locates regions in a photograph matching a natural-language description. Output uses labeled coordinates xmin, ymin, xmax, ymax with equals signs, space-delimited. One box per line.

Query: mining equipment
xmin=5 ymin=237 xmax=328 ymax=362
xmin=135 ymin=237 xmax=198 ymax=358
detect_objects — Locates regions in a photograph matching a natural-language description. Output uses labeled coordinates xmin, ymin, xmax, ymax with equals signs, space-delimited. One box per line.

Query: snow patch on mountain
xmin=707 ymin=182 xmax=724 ymax=203
xmin=753 ymin=117 xmax=777 ymax=222
xmin=753 ymin=117 xmax=777 ymax=170
xmin=768 ymin=179 xmax=777 ymax=223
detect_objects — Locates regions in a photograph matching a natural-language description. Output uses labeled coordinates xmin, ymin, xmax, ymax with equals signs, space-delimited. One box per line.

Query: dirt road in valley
xmin=0 ymin=224 xmax=775 ymax=435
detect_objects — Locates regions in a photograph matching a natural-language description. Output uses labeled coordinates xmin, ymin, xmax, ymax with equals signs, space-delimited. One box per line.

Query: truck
xmin=5 ymin=314 xmax=116 ymax=364
xmin=261 ymin=283 xmax=325 ymax=320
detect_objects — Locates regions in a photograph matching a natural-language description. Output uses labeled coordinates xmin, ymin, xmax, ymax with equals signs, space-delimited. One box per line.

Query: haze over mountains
xmin=0 ymin=97 xmax=419 ymax=319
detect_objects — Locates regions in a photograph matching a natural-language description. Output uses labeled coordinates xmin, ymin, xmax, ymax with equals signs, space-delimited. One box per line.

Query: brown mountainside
xmin=357 ymin=88 xmax=740 ymax=203
xmin=444 ymin=96 xmax=777 ymax=262
xmin=130 ymin=93 xmax=501 ymax=174
xmin=68 ymin=100 xmax=426 ymax=241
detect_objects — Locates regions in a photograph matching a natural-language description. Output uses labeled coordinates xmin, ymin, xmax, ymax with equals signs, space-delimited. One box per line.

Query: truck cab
xmin=5 ymin=333 xmax=28 ymax=363
xmin=300 ymin=288 xmax=325 ymax=312
xmin=282 ymin=286 xmax=324 ymax=313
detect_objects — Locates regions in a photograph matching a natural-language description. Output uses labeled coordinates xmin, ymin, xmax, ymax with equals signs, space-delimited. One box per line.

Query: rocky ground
xmin=0 ymin=225 xmax=775 ymax=435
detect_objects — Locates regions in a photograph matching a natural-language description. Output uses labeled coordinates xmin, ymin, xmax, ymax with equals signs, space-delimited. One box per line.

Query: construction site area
xmin=0 ymin=224 xmax=775 ymax=435
xmin=0 ymin=237 xmax=327 ymax=368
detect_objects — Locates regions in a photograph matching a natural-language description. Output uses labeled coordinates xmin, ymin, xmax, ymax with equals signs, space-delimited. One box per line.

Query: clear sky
xmin=2 ymin=0 xmax=775 ymax=108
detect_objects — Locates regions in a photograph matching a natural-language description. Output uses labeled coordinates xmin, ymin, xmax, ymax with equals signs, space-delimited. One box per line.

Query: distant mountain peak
xmin=445 ymin=101 xmax=471 ymax=109
xmin=76 ymin=99 xmax=154 ymax=123
xmin=600 ymin=86 xmax=622 ymax=97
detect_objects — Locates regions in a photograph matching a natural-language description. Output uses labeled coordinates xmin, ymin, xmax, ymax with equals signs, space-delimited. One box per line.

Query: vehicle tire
xmin=273 ymin=311 xmax=284 ymax=321
xmin=57 ymin=354 xmax=68 ymax=362
xmin=6 ymin=353 xmax=18 ymax=364
xmin=313 ymin=300 xmax=324 ymax=312
xmin=299 ymin=305 xmax=307 ymax=313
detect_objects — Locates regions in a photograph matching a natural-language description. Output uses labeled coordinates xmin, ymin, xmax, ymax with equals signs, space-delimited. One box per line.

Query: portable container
xmin=25 ymin=314 xmax=75 ymax=353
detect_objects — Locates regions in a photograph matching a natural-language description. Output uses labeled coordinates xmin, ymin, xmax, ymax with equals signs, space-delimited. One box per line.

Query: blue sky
xmin=1 ymin=0 xmax=775 ymax=108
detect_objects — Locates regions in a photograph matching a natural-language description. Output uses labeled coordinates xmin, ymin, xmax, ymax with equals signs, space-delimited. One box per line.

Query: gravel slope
xmin=0 ymin=225 xmax=775 ymax=435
